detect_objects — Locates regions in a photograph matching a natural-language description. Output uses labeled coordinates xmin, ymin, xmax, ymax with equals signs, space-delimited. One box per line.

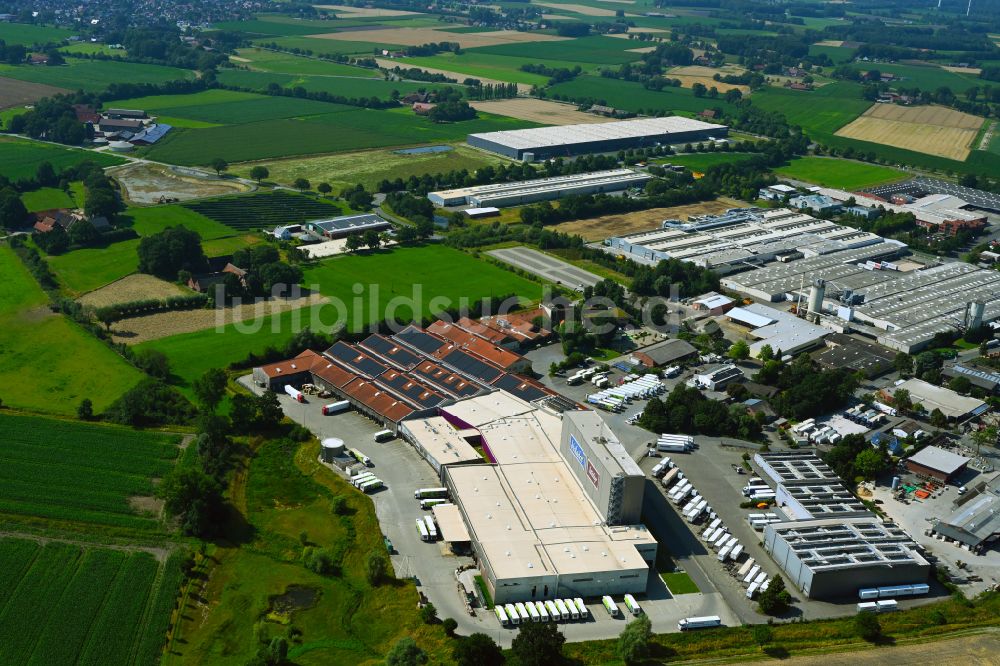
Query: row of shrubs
xmin=94 ymin=293 xmax=208 ymax=323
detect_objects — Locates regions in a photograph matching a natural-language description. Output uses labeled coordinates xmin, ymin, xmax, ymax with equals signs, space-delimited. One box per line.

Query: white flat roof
xmin=405 ymin=416 xmax=483 ymax=467
xmin=469 ymin=116 xmax=727 ymax=151
xmin=907 ymin=445 xmax=970 ymax=475
xmin=728 ymin=306 xmax=776 ymax=328
xmin=432 ymin=503 xmax=471 ymax=542
xmin=893 ymin=379 xmax=987 ymax=419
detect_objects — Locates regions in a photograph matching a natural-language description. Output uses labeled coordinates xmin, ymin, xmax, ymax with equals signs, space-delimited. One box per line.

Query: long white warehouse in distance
xmin=468 ymin=116 xmax=728 ymax=160
xmin=427 ymin=169 xmax=652 ymax=208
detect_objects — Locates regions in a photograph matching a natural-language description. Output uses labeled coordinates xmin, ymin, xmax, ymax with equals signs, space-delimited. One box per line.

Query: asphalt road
xmin=487 ymin=246 xmax=603 ymax=290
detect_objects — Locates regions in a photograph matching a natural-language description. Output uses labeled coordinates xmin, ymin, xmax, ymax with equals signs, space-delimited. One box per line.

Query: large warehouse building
xmin=755 ymin=452 xmax=930 ymax=599
xmin=468 ymin=116 xmax=728 ymax=160
xmin=424 ymin=391 xmax=656 ymax=605
xmin=427 ymin=169 xmax=651 ymax=208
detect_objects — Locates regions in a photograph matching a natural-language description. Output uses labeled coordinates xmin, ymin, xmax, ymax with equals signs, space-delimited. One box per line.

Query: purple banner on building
xmin=586 ymin=460 xmax=600 ymax=488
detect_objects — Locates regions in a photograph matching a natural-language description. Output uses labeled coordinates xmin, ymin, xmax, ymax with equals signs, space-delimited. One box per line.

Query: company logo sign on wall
xmin=569 ymin=434 xmax=587 ymax=469
xmin=586 ymin=460 xmax=600 ymax=488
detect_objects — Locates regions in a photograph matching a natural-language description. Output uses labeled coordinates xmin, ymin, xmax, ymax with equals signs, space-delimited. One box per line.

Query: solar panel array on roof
xmin=492 ymin=374 xmax=547 ymax=402
xmin=326 ymin=341 xmax=388 ymax=377
xmin=394 ymin=326 xmax=446 ymax=354
xmin=412 ymin=361 xmax=481 ymax=398
xmin=378 ymin=370 xmax=445 ymax=409
xmin=441 ymin=349 xmax=504 ymax=382
xmin=359 ymin=334 xmax=421 ymax=369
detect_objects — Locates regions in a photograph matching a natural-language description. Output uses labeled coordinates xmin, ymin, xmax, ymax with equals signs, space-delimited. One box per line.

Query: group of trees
xmin=7 ymin=96 xmax=90 ymax=145
xmin=822 ymin=433 xmax=889 ymax=482
xmin=754 ymin=353 xmax=859 ymax=420
xmin=468 ymin=81 xmax=519 ymax=100
xmin=640 ymin=384 xmax=765 ymax=440
xmin=137 ymin=226 xmax=208 ymax=280
xmin=219 ymin=244 xmax=304 ymax=300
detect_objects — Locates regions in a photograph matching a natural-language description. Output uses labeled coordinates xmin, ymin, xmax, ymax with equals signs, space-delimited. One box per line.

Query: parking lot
xmin=240 ymin=375 xmax=739 ymax=645
xmin=487 ymin=246 xmax=603 ymax=290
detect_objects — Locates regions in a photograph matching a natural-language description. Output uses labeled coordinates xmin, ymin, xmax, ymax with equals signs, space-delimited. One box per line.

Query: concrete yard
xmin=487 ymin=246 xmax=604 ymax=290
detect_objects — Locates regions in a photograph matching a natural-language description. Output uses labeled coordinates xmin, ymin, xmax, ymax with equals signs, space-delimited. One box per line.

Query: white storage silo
xmin=321 ymin=437 xmax=345 ymax=463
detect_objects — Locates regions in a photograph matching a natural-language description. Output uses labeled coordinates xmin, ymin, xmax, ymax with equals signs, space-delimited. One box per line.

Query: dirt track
xmin=470 ymin=99 xmax=613 ymax=125
xmin=553 ymin=198 xmax=742 ymax=242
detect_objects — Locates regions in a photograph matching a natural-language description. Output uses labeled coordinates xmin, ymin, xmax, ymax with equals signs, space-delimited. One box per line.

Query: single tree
xmin=293 ymin=178 xmax=311 ymax=192
xmin=892 ymin=388 xmax=912 ymax=412
xmin=385 ymin=637 xmax=427 ymax=666
xmin=442 ymin=617 xmax=458 ymax=637
xmin=617 ymin=614 xmax=652 ymax=665
xmin=893 ymin=351 xmax=913 ymax=375
xmin=329 ymin=495 xmax=348 ymax=515
xmin=317 ymin=182 xmax=332 ymax=195
xmin=758 ymin=344 xmax=774 ymax=362
xmin=249 ymin=165 xmax=269 ymax=183
xmin=362 ymin=228 xmax=381 ymax=250
xmin=729 ymin=339 xmax=750 ymax=361
xmin=77 ymin=398 xmax=94 ymax=421
xmin=930 ymin=408 xmax=948 ymax=428
xmin=366 ymin=550 xmax=388 ymax=585
xmin=453 ymin=633 xmax=504 ymax=666
xmin=853 ymin=447 xmax=885 ymax=480
xmin=855 ymin=611 xmax=881 ymax=642
xmin=751 ymin=623 xmax=773 ymax=649
xmin=210 ymin=157 xmax=228 ymax=176
xmin=193 ymin=367 xmax=227 ymax=412
xmin=345 ymin=234 xmax=364 ymax=253
xmin=510 ymin=621 xmax=565 ymax=666
xmin=757 ymin=574 xmax=791 ymax=615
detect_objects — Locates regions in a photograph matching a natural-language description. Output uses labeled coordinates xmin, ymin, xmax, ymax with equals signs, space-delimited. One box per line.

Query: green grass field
xmin=0 ymin=245 xmax=143 ymax=414
xmin=0 ymin=413 xmax=179 ymax=531
xmin=125 ymin=203 xmax=241 ymax=240
xmin=232 ymin=143 xmax=509 ymax=191
xmin=215 ymin=67 xmax=455 ymax=99
xmin=46 ymin=239 xmax=140 ymax=294
xmin=0 ymin=137 xmax=124 ymax=181
xmin=234 ymin=47 xmax=381 ymax=78
xmin=0 ymin=538 xmax=182 ymax=666
xmin=471 ymin=35 xmax=643 ymax=65
xmin=144 ymin=108 xmax=533 ymax=165
xmin=213 ymin=16 xmax=347 ymax=36
xmin=549 ymin=75 xmax=736 ymax=115
xmin=107 ymin=88 xmax=355 ymax=125
xmin=20 ymin=186 xmax=77 ymax=212
xmin=751 ymin=81 xmax=871 ymax=136
xmin=301 ymin=244 xmax=543 ymax=332
xmin=659 ymin=152 xmax=757 ymax=171
xmin=58 ymin=42 xmax=124 ymax=57
xmin=0 ymin=58 xmax=195 ymax=92
xmin=846 ymin=62 xmax=979 ymax=92
xmin=0 ymin=22 xmax=73 ymax=45
xmin=773 ymin=156 xmax=905 ymax=189
xmin=258 ymin=35 xmax=401 ymax=57
xmin=402 ymin=51 xmax=588 ymax=86
xmin=807 ymin=43 xmax=856 ymax=63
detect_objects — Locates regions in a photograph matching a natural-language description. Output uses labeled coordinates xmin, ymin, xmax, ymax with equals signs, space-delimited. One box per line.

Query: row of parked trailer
xmin=857 ymin=600 xmax=898 ymax=613
xmin=657 ymin=434 xmax=696 ymax=453
xmin=586 ymin=374 xmax=666 ymax=412
xmin=567 ymin=366 xmax=603 ymax=385
xmin=494 ymin=597 xmax=589 ymax=627
xmin=788 ymin=418 xmax=843 ymax=445
xmin=746 ymin=512 xmax=782 ymax=531
xmin=415 ymin=515 xmax=439 ymax=542
xmin=844 ymin=404 xmax=888 ymax=428
xmin=350 ymin=470 xmax=384 ymax=493
xmin=742 ymin=478 xmax=776 ymax=503
xmin=858 ymin=583 xmax=930 ymax=600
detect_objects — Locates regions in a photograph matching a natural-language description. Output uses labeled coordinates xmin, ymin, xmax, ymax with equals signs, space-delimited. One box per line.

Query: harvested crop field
xmin=112 ymin=293 xmax=328 ymax=344
xmin=308 ymin=27 xmax=568 ymax=49
xmin=78 ymin=274 xmax=188 ymax=308
xmin=941 ymin=65 xmax=981 ymax=75
xmin=781 ymin=631 xmax=1000 ymax=665
xmin=835 ymin=103 xmax=985 ymax=161
xmin=0 ymin=77 xmax=69 ymax=109
xmin=627 ymin=46 xmax=657 ymax=53
xmin=470 ymin=98 xmax=613 ymax=124
xmin=109 ymin=162 xmax=251 ymax=205
xmin=667 ymin=65 xmax=749 ymax=93
xmin=814 ymin=39 xmax=845 ymax=47
xmin=314 ymin=4 xmax=419 ymax=16
xmin=535 ymin=2 xmax=619 ymax=16
xmin=606 ymin=28 xmax=668 ymax=37
xmin=553 ymin=197 xmax=742 ymax=241
xmin=373 ymin=57 xmax=530 ymax=92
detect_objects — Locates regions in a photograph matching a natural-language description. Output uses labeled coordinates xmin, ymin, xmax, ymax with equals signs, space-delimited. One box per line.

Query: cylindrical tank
xmin=891 ymin=476 xmax=900 ymax=490
xmin=320 ymin=437 xmax=345 ymax=463
xmin=966 ymin=301 xmax=985 ymax=330
xmin=522 ymin=152 xmax=535 ymax=163
xmin=109 ymin=140 xmax=134 ymax=152
xmin=807 ymin=279 xmax=825 ymax=315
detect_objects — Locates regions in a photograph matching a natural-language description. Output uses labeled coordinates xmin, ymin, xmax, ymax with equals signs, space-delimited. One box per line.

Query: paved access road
xmin=488 ymin=246 xmax=603 ymax=290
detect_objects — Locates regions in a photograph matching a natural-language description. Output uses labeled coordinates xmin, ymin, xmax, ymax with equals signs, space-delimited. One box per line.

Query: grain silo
xmin=320 ymin=437 xmax=345 ymax=463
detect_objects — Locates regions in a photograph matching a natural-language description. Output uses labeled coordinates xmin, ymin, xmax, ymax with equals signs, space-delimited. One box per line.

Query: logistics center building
xmin=424 ymin=391 xmax=656 ymax=604
xmin=467 ymin=116 xmax=728 ymax=160
xmin=427 ymin=169 xmax=652 ymax=208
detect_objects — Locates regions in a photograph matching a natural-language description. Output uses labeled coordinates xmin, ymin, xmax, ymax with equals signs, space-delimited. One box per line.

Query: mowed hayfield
xmin=773 ymin=156 xmax=905 ymax=190
xmin=0 ymin=21 xmax=73 ymax=44
xmin=0 ymin=413 xmax=179 ymax=531
xmin=835 ymin=104 xmax=985 ymax=161
xmin=233 ymin=143 xmax=510 ymax=191
xmin=20 ymin=185 xmax=82 ymax=212
xmin=0 ymin=58 xmax=194 ymax=92
xmin=0 ymin=77 xmax=69 ymax=110
xmin=307 ymin=26 xmax=570 ymax=49
xmin=0 ymin=246 xmax=143 ymax=414
xmin=144 ymin=106 xmax=533 ymax=165
xmin=552 ymin=198 xmax=744 ymax=241
xmin=78 ymin=274 xmax=188 ymax=308
xmin=666 ymin=65 xmax=750 ymax=93
xmin=750 ymin=81 xmax=871 ymax=137
xmin=232 ymin=47 xmax=381 ymax=78
xmin=0 ymin=136 xmax=124 ymax=180
xmin=469 ymin=98 xmax=614 ymax=124
xmin=108 ymin=88 xmax=355 ymax=125
xmin=386 ymin=51 xmax=590 ymax=86
xmin=0 ymin=537 xmax=184 ymax=666
xmin=215 ymin=67 xmax=454 ymax=99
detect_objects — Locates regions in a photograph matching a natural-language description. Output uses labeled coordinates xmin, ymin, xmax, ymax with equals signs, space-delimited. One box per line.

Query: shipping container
xmin=858 ymin=588 xmax=879 ymax=600
xmin=877 ymin=599 xmax=898 ymax=612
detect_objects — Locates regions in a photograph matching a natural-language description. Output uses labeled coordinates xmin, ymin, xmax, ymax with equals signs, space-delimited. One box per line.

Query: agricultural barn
xmin=130 ymin=123 xmax=171 ymax=146
xmin=692 ymin=292 xmax=734 ymax=315
xmin=436 ymin=392 xmax=656 ymax=604
xmin=467 ymin=116 xmax=728 ymax=161
xmin=251 ymin=323 xmax=556 ymax=432
xmin=104 ymin=108 xmax=147 ymax=120
xmin=905 ymin=445 xmax=970 ymax=483
xmin=305 ymin=213 xmax=391 ymax=239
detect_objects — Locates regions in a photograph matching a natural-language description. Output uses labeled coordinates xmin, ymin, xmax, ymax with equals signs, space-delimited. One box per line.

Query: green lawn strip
xmin=656 ymin=152 xmax=758 ymax=171
xmin=773 ymin=156 xmax=906 ymax=190
xmin=0 ymin=246 xmax=143 ymax=414
xmin=46 ymin=239 xmax=140 ymax=294
xmin=0 ymin=22 xmax=73 ymax=45
xmin=21 ymin=187 xmax=75 ymax=212
xmin=0 ymin=136 xmax=124 ymax=181
xmin=548 ymin=75 xmax=736 ymax=115
xmin=0 ymin=58 xmax=194 ymax=92
xmin=234 ymin=47 xmax=382 ymax=78
xmin=661 ymin=571 xmax=699 ymax=595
